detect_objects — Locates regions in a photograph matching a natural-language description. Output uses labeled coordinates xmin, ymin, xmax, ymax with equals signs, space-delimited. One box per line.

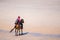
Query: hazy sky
xmin=0 ymin=0 xmax=60 ymax=28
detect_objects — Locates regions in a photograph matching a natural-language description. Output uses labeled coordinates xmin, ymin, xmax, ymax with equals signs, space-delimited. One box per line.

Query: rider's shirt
xmin=15 ymin=18 xmax=21 ymax=24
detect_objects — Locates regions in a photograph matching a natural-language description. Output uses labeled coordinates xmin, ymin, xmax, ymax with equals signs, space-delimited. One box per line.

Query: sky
xmin=0 ymin=0 xmax=60 ymax=29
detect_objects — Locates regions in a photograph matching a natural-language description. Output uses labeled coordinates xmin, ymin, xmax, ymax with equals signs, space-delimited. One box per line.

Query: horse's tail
xmin=10 ymin=27 xmax=15 ymax=33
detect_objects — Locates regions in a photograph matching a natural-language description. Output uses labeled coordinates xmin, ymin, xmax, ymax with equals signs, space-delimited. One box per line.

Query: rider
xmin=15 ymin=16 xmax=21 ymax=25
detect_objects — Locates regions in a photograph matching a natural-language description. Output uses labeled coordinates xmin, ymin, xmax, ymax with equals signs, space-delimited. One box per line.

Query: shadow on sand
xmin=20 ymin=32 xmax=29 ymax=36
xmin=29 ymin=32 xmax=60 ymax=38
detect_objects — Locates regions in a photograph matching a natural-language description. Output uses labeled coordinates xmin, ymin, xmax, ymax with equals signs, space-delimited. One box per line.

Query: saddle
xmin=15 ymin=24 xmax=20 ymax=30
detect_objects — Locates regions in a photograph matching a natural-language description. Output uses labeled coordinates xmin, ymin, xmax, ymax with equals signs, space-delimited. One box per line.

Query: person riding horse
xmin=10 ymin=16 xmax=24 ymax=36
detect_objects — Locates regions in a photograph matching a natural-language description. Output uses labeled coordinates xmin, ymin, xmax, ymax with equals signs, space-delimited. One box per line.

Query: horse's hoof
xmin=19 ymin=34 xmax=21 ymax=35
xmin=15 ymin=34 xmax=18 ymax=36
xmin=21 ymin=33 xmax=23 ymax=35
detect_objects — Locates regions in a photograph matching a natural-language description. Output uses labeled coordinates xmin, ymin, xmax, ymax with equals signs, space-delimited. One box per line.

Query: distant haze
xmin=0 ymin=0 xmax=60 ymax=29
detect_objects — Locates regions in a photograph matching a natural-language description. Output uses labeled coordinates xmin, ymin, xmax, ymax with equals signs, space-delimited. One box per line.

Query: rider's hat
xmin=18 ymin=16 xmax=20 ymax=18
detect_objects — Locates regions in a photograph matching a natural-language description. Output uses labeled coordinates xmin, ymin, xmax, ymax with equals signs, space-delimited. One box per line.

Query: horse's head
xmin=21 ymin=19 xmax=24 ymax=23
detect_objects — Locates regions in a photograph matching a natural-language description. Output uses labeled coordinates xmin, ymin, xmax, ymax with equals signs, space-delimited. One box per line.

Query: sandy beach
xmin=0 ymin=26 xmax=60 ymax=40
xmin=0 ymin=0 xmax=60 ymax=40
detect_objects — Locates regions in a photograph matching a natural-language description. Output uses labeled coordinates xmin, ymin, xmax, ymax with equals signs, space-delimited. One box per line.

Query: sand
xmin=0 ymin=26 xmax=60 ymax=40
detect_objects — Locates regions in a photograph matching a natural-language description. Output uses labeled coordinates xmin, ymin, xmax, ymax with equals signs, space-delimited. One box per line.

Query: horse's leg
xmin=18 ymin=26 xmax=20 ymax=35
xmin=15 ymin=29 xmax=18 ymax=36
xmin=16 ymin=29 xmax=18 ymax=36
xmin=15 ymin=29 xmax=17 ymax=36
xmin=15 ymin=29 xmax=16 ymax=35
xmin=21 ymin=29 xmax=23 ymax=34
xmin=20 ymin=23 xmax=23 ymax=35
xmin=19 ymin=29 xmax=20 ymax=35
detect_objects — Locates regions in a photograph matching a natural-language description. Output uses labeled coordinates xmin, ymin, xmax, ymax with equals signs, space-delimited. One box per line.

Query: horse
xmin=10 ymin=19 xmax=24 ymax=36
